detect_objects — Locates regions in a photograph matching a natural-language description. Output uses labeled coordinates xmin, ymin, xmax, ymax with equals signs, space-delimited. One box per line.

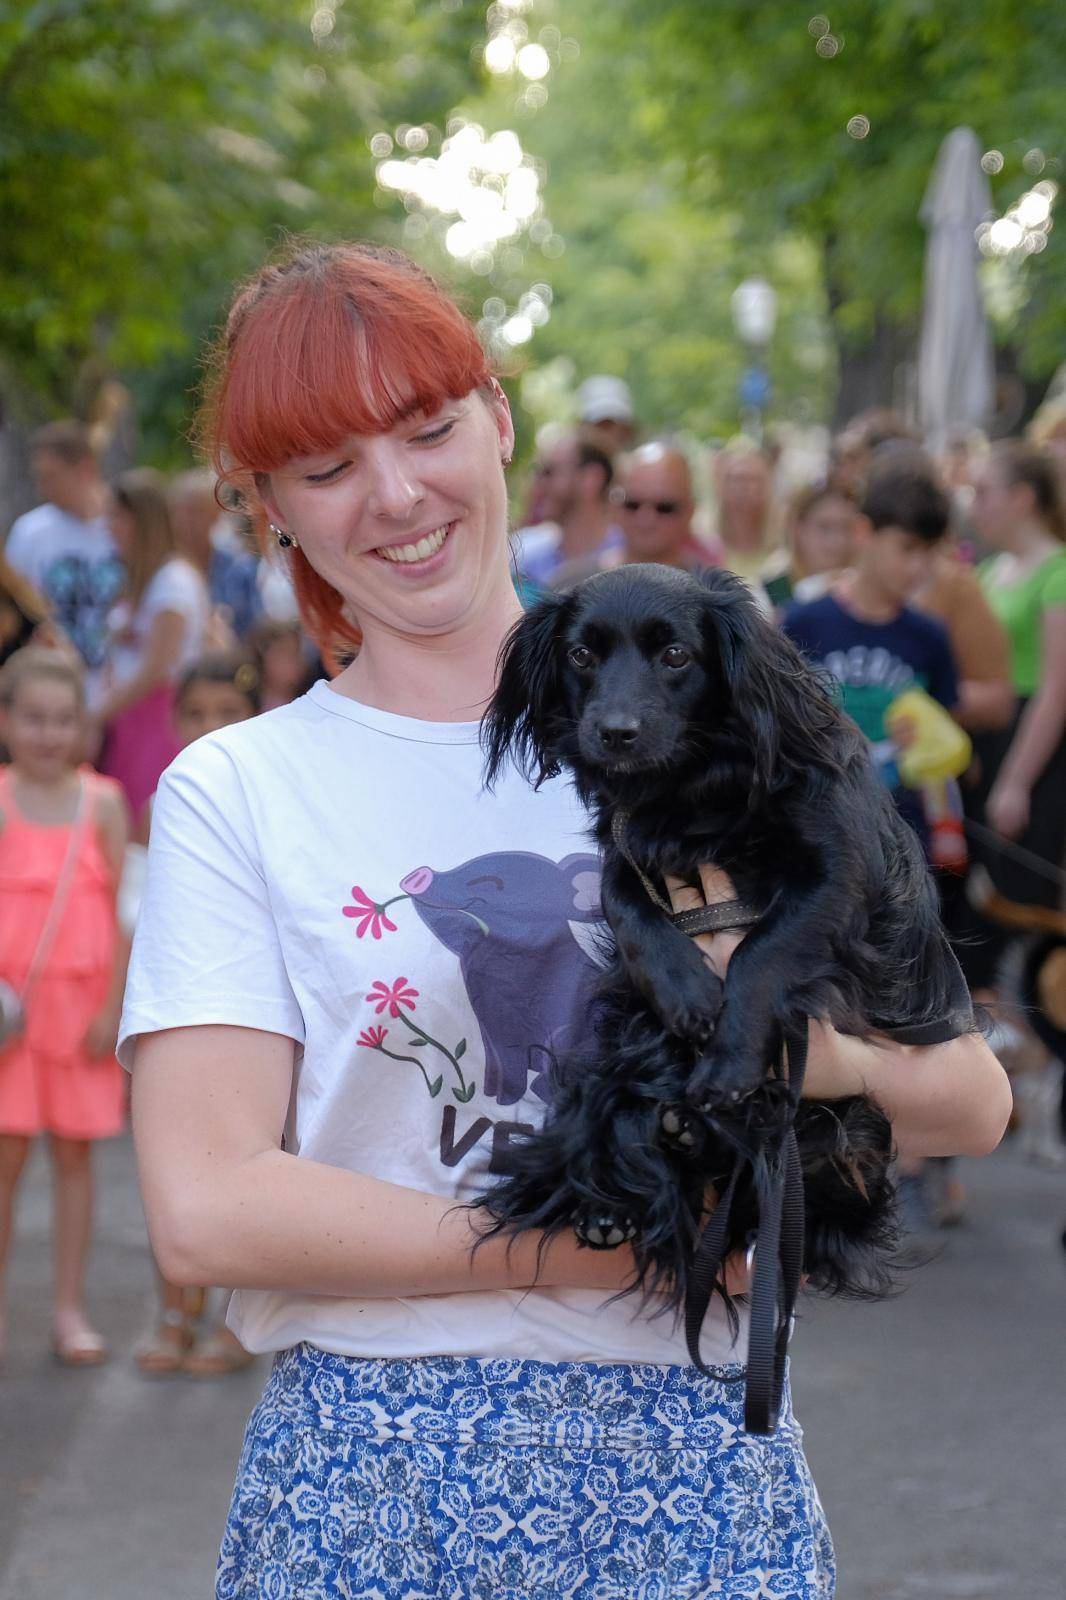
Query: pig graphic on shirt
xmin=399 ymin=851 xmax=604 ymax=1107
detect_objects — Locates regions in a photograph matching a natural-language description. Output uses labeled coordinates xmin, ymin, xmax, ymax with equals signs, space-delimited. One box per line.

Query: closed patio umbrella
xmin=918 ymin=126 xmax=994 ymax=447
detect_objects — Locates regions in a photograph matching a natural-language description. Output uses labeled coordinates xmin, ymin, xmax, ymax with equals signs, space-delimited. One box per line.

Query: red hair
xmin=199 ymin=241 xmax=493 ymax=665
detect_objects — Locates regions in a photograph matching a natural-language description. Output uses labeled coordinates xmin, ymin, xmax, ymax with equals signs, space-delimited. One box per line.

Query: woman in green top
xmin=971 ymin=441 xmax=1066 ymax=912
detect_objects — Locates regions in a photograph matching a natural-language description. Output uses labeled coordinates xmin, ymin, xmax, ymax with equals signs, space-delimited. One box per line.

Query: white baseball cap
xmin=577 ymin=374 xmax=635 ymax=425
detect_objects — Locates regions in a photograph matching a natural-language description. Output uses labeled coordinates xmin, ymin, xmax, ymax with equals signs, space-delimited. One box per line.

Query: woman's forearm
xmin=805 ymin=1022 xmax=1012 ymax=1160
xmin=97 ymin=662 xmax=170 ymax=723
xmin=142 ymin=1137 xmax=634 ymax=1299
xmin=997 ymin=687 xmax=1066 ymax=791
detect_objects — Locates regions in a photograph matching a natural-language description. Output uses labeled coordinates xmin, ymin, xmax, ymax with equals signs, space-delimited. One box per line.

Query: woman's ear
xmin=482 ymin=592 xmax=571 ymax=789
xmin=486 ymin=379 xmax=515 ymax=465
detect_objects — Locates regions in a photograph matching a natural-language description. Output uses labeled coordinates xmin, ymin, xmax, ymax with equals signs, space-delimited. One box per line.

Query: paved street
xmin=1 ymin=1133 xmax=1062 ymax=1599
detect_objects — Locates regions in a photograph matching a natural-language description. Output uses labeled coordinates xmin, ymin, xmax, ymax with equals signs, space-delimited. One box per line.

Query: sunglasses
xmin=618 ymin=496 xmax=683 ymax=516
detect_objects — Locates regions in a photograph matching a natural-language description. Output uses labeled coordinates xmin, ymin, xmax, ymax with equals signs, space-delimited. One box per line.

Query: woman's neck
xmin=332 ymin=584 xmax=524 ymax=723
xmin=1004 ymin=519 xmax=1059 ymax=565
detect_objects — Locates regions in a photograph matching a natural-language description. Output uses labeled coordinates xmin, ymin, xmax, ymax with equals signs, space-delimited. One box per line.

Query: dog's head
xmin=483 ymin=563 xmax=845 ymax=801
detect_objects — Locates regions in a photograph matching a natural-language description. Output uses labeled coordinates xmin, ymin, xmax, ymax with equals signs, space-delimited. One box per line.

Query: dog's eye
xmin=567 ymin=645 xmax=596 ymax=671
xmin=662 ymin=645 xmax=691 ymax=670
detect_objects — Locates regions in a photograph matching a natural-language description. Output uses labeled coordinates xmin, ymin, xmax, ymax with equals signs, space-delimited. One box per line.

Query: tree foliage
xmin=601 ymin=0 xmax=1066 ymax=394
xmin=0 ymin=0 xmax=485 ymax=455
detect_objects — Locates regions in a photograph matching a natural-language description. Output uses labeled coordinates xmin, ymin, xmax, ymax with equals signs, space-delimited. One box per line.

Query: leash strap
xmin=612 ymin=810 xmax=761 ymax=933
xmin=684 ymin=1024 xmax=808 ymax=1436
xmin=12 ymin=774 xmax=89 ymax=1010
xmin=964 ymin=817 xmax=1066 ymax=892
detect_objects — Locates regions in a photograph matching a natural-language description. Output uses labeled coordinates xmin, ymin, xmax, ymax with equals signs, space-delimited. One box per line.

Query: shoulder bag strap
xmin=19 ymin=776 xmax=90 ymax=1008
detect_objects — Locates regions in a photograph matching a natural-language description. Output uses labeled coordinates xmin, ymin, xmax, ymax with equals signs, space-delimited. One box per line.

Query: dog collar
xmin=611 ymin=810 xmax=762 ymax=935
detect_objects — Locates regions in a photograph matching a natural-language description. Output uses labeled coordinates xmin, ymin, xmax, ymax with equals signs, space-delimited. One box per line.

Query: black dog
xmin=478 ymin=565 xmax=972 ymax=1423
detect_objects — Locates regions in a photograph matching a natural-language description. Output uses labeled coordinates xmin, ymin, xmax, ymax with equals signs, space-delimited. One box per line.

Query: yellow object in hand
xmin=885 ymin=688 xmax=972 ymax=788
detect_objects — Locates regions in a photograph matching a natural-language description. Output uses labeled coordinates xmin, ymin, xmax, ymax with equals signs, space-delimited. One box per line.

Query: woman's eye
xmin=663 ymin=645 xmax=691 ymax=669
xmin=414 ymin=421 xmax=455 ymax=445
xmin=567 ymin=645 xmax=595 ymax=670
xmin=305 ymin=461 xmax=351 ymax=484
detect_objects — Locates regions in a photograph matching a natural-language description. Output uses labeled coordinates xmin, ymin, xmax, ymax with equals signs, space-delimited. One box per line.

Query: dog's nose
xmin=598 ymin=715 xmax=641 ymax=752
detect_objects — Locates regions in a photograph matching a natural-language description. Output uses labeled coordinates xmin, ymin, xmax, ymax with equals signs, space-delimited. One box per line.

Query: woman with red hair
xmin=119 ymin=242 xmax=1008 ymax=1598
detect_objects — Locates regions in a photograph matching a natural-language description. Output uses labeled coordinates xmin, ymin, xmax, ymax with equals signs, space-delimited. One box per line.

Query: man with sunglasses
xmin=613 ymin=444 xmax=699 ymax=569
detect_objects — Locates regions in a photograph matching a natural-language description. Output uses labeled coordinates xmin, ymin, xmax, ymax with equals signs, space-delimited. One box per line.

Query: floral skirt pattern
xmin=216 ymin=1344 xmax=834 ymax=1599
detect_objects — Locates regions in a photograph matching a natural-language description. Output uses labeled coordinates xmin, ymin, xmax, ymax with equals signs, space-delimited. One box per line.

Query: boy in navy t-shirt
xmin=782 ymin=460 xmax=959 ymax=840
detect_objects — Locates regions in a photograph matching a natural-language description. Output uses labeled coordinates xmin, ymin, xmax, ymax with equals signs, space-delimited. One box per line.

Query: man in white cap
xmin=577 ymin=374 xmax=637 ymax=455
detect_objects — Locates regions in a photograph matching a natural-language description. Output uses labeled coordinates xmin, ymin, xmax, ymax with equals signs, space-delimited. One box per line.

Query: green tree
xmin=601 ymin=0 xmax=1066 ymax=420
xmin=0 ymin=0 xmax=485 ymax=462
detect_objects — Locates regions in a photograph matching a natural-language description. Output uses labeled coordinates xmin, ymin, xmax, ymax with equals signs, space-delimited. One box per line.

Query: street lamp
xmin=731 ymin=276 xmax=777 ymax=439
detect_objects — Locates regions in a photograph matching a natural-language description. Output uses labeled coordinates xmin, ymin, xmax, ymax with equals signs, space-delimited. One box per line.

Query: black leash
xmin=684 ymin=1025 xmax=807 ymax=1436
xmin=964 ymin=818 xmax=1066 ymax=892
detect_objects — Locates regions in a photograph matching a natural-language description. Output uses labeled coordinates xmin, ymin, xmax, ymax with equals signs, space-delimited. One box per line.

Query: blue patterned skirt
xmin=217 ymin=1343 xmax=834 ymax=1598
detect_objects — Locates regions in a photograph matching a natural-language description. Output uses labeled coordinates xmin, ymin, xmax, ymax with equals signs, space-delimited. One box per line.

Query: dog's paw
xmin=658 ymin=1102 xmax=700 ymax=1152
xmin=573 ymin=1208 xmax=638 ymax=1250
xmin=655 ymin=965 xmax=723 ymax=1046
xmin=685 ymin=1040 xmax=766 ymax=1111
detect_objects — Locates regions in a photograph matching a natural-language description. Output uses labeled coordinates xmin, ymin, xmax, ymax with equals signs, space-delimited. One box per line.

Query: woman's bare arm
xmin=987 ymin=603 xmax=1066 ymax=838
xmin=96 ymin=608 xmax=188 ymax=724
xmin=666 ymin=869 xmax=1012 ymax=1162
xmin=132 ymin=1023 xmax=636 ymax=1296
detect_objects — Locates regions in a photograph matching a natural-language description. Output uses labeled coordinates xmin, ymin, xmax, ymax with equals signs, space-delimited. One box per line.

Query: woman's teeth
xmin=377 ymin=524 xmax=450 ymax=563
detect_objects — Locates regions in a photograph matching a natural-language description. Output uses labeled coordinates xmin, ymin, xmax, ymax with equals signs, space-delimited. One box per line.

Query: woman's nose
xmin=364 ymin=442 xmax=423 ymax=520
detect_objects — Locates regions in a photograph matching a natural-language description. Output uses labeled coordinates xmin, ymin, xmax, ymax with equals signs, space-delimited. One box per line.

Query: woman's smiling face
xmin=262 ymin=386 xmax=515 ymax=643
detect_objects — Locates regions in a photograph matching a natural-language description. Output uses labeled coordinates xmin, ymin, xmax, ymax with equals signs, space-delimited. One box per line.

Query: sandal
xmin=134 ymin=1309 xmax=192 ymax=1375
xmin=182 ymin=1326 xmax=256 ymax=1378
xmin=53 ymin=1322 xmax=109 ymax=1368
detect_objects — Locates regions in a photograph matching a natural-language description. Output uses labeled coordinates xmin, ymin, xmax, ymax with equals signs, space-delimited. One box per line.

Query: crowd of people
xmin=0 ymin=362 xmax=1062 ymax=1375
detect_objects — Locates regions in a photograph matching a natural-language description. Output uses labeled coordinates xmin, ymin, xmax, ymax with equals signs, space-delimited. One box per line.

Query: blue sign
xmin=739 ymin=365 xmax=772 ymax=410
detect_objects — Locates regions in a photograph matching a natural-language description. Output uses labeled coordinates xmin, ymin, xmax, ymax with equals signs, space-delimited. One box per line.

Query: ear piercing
xmin=269 ymin=523 xmax=298 ymax=549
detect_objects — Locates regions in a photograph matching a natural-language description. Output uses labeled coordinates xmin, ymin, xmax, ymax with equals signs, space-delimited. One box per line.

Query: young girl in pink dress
xmin=0 ymin=646 xmax=130 ymax=1365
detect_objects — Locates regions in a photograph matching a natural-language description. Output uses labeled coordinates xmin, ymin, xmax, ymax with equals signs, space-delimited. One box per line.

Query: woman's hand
xmin=664 ymin=865 xmax=1010 ymax=1153
xmin=664 ymin=865 xmax=747 ymax=980
xmin=83 ymin=1005 xmax=120 ymax=1059
xmin=986 ymin=777 xmax=1030 ymax=840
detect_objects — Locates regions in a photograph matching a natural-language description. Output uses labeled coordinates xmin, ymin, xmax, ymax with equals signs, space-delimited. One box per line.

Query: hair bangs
xmin=199 ymin=240 xmax=496 ymax=671
xmin=214 ymin=250 xmax=491 ymax=476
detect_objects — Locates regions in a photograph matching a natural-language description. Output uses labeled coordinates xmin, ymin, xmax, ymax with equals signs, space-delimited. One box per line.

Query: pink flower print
xmin=367 ymin=977 xmax=419 ymax=1018
xmin=357 ymin=1025 xmax=388 ymax=1049
xmin=343 ymin=886 xmax=399 ymax=941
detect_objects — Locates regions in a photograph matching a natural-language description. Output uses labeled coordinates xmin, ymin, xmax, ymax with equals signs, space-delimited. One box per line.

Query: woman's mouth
xmin=373 ymin=521 xmax=455 ymax=568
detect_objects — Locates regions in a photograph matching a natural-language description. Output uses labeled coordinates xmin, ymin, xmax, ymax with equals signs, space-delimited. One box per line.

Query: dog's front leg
xmin=686 ymin=875 xmax=841 ymax=1107
xmin=601 ymin=851 xmax=724 ymax=1044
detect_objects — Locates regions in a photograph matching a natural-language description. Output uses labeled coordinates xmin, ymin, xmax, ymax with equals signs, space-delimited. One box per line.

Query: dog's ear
xmin=482 ymin=592 xmax=573 ymax=789
xmin=697 ymin=569 xmax=840 ymax=797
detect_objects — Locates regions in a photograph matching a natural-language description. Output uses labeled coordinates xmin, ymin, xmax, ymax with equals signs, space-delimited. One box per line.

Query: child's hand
xmin=889 ymin=712 xmax=918 ymax=751
xmin=83 ymin=1008 xmax=119 ymax=1059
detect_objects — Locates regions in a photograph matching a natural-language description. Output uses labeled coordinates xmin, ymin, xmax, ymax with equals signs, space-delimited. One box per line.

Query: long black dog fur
xmin=476 ymin=563 xmax=973 ymax=1324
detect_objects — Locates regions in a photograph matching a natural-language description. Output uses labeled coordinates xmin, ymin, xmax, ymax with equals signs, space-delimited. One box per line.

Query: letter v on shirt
xmin=119 ymin=680 xmax=742 ymax=1366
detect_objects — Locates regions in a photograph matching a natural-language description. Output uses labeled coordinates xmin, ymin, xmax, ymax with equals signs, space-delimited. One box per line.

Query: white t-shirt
xmin=4 ymin=502 xmax=124 ymax=678
xmin=105 ymin=557 xmax=208 ymax=688
xmin=118 ymin=680 xmax=740 ymax=1367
